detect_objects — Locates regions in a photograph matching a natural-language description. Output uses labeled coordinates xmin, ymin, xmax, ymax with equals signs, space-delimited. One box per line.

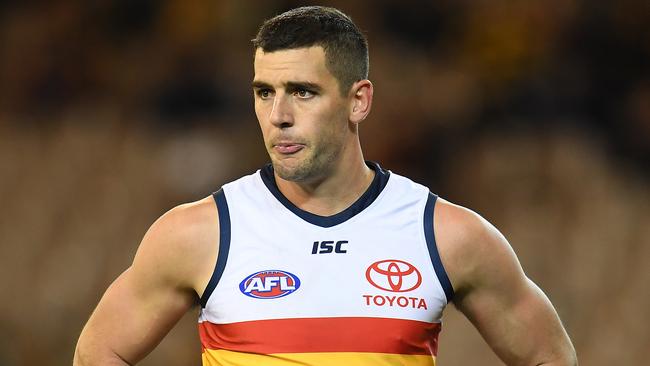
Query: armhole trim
xmin=199 ymin=188 xmax=231 ymax=308
xmin=424 ymin=192 xmax=454 ymax=303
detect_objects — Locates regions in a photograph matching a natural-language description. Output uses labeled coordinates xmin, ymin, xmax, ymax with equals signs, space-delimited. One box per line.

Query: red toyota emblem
xmin=366 ymin=259 xmax=422 ymax=292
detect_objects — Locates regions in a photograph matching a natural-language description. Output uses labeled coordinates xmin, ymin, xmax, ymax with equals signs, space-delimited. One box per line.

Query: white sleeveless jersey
xmin=198 ymin=162 xmax=454 ymax=366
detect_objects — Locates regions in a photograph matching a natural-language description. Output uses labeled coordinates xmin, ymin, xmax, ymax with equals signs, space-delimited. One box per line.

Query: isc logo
xmin=311 ymin=240 xmax=348 ymax=254
xmin=239 ymin=270 xmax=301 ymax=299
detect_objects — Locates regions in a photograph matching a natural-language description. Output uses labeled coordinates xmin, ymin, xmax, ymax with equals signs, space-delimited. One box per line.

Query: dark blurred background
xmin=0 ymin=1 xmax=648 ymax=365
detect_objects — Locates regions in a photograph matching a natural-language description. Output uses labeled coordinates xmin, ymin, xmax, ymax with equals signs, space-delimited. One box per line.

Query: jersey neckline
xmin=259 ymin=161 xmax=390 ymax=228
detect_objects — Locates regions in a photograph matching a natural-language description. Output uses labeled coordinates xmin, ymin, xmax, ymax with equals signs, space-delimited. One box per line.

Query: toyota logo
xmin=366 ymin=259 xmax=422 ymax=292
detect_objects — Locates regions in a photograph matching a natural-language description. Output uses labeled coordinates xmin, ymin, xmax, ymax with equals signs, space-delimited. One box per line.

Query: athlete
xmin=74 ymin=6 xmax=577 ymax=366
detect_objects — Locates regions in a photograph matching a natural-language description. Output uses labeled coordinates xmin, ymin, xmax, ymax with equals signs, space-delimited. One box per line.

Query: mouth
xmin=273 ymin=142 xmax=305 ymax=155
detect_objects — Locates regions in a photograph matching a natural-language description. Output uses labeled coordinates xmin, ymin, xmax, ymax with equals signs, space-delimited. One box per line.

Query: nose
xmin=269 ymin=92 xmax=293 ymax=128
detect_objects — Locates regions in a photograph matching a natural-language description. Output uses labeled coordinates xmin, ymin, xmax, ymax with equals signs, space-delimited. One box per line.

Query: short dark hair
xmin=252 ymin=6 xmax=369 ymax=94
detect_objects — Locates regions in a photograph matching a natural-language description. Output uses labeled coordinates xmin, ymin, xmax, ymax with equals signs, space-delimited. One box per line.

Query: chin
xmin=274 ymin=163 xmax=308 ymax=182
xmin=272 ymin=158 xmax=317 ymax=183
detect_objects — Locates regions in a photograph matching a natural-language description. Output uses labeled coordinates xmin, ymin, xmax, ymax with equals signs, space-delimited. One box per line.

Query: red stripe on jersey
xmin=199 ymin=317 xmax=440 ymax=355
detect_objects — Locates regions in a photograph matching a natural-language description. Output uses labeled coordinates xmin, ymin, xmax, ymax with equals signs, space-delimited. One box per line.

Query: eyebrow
xmin=252 ymin=80 xmax=323 ymax=92
xmin=251 ymin=81 xmax=272 ymax=89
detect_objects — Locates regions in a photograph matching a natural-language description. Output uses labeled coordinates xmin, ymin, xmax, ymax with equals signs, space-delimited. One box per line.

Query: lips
xmin=273 ymin=142 xmax=305 ymax=154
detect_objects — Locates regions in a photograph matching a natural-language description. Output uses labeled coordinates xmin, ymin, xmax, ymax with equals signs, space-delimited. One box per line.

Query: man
xmin=74 ymin=6 xmax=577 ymax=366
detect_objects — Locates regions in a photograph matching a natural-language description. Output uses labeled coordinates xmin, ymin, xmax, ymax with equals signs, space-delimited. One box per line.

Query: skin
xmin=252 ymin=47 xmax=375 ymax=215
xmin=73 ymin=198 xmax=219 ymax=365
xmin=74 ymin=46 xmax=577 ymax=365
xmin=435 ymin=200 xmax=577 ymax=365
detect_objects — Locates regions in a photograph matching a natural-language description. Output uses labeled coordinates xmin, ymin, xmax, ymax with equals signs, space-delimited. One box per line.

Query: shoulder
xmin=433 ymin=197 xmax=523 ymax=299
xmin=132 ymin=195 xmax=220 ymax=295
xmin=144 ymin=195 xmax=219 ymax=246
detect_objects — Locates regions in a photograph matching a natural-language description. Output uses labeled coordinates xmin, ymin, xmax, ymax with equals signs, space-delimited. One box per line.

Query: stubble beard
xmin=271 ymin=139 xmax=342 ymax=183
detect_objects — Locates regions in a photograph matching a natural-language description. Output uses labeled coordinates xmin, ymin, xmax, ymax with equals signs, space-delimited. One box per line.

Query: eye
xmin=295 ymin=89 xmax=314 ymax=99
xmin=255 ymin=89 xmax=273 ymax=99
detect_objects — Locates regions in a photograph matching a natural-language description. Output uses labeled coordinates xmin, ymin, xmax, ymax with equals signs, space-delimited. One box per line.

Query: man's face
xmin=253 ymin=46 xmax=351 ymax=183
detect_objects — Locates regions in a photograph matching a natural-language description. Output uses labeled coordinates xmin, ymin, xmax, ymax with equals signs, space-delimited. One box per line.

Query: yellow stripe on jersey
xmin=202 ymin=349 xmax=436 ymax=366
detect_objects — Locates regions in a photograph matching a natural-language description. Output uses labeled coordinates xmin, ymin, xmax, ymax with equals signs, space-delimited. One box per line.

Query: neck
xmin=274 ymin=156 xmax=375 ymax=217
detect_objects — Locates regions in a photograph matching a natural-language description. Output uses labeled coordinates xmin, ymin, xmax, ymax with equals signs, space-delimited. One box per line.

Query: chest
xmin=201 ymin=204 xmax=447 ymax=325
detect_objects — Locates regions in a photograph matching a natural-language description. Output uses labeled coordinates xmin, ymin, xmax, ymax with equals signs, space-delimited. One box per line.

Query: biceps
xmin=77 ymin=268 xmax=195 ymax=365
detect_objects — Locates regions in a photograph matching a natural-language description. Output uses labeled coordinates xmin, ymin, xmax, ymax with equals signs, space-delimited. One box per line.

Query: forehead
xmin=253 ymin=46 xmax=335 ymax=86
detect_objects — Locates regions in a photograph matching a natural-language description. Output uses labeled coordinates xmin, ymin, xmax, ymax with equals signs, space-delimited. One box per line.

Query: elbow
xmin=565 ymin=350 xmax=578 ymax=366
xmin=531 ymin=342 xmax=577 ymax=366
xmin=73 ymin=340 xmax=131 ymax=366
xmin=73 ymin=344 xmax=90 ymax=366
xmin=554 ymin=355 xmax=578 ymax=366
xmin=561 ymin=339 xmax=578 ymax=366
xmin=544 ymin=347 xmax=578 ymax=366
xmin=74 ymin=331 xmax=97 ymax=366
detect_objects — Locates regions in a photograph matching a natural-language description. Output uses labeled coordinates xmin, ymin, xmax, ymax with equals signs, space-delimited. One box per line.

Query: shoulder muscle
xmin=433 ymin=198 xmax=526 ymax=300
xmin=132 ymin=195 xmax=220 ymax=297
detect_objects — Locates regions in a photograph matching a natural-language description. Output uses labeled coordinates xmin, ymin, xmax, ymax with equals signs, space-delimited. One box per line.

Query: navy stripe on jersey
xmin=260 ymin=161 xmax=390 ymax=228
xmin=200 ymin=188 xmax=232 ymax=308
xmin=424 ymin=192 xmax=454 ymax=302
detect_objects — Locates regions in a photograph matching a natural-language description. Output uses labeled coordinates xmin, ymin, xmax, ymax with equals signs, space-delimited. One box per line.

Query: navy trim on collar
xmin=260 ymin=161 xmax=390 ymax=228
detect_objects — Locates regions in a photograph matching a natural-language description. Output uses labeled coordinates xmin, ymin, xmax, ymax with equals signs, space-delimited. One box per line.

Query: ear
xmin=349 ymin=80 xmax=373 ymax=124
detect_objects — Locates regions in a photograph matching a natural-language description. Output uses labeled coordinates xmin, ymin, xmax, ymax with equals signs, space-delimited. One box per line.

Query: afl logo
xmin=239 ymin=270 xmax=301 ymax=299
xmin=366 ymin=259 xmax=422 ymax=292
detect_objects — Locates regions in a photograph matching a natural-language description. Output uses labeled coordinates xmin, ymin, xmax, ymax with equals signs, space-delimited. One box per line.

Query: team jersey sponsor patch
xmin=366 ymin=259 xmax=422 ymax=292
xmin=364 ymin=260 xmax=428 ymax=310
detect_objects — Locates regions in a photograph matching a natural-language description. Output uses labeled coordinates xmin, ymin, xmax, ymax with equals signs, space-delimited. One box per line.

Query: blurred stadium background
xmin=0 ymin=1 xmax=648 ymax=365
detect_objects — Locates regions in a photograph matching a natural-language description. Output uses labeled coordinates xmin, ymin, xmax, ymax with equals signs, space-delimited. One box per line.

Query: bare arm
xmin=435 ymin=199 xmax=577 ymax=366
xmin=74 ymin=197 xmax=219 ymax=365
